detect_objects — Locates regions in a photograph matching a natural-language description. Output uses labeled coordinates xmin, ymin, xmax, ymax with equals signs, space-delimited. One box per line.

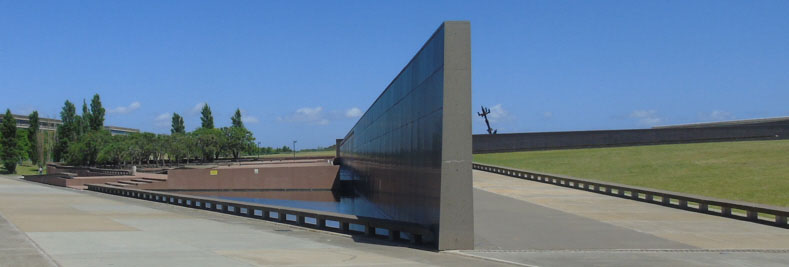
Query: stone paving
xmin=463 ymin=170 xmax=789 ymax=266
xmin=2 ymin=171 xmax=789 ymax=266
xmin=0 ymin=175 xmax=501 ymax=267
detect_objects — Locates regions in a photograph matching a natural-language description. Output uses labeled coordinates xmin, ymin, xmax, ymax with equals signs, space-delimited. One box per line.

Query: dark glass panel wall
xmin=338 ymin=21 xmax=472 ymax=250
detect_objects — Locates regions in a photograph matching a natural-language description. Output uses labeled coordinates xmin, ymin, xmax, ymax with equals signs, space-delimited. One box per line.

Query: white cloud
xmin=238 ymin=109 xmax=260 ymax=124
xmin=190 ymin=102 xmax=207 ymax=115
xmin=345 ymin=107 xmax=363 ymax=118
xmin=241 ymin=116 xmax=260 ymax=124
xmin=487 ymin=104 xmax=509 ymax=122
xmin=109 ymin=101 xmax=141 ymax=114
xmin=298 ymin=106 xmax=323 ymax=116
xmin=702 ymin=110 xmax=733 ymax=121
xmin=278 ymin=106 xmax=329 ymax=125
xmin=629 ymin=110 xmax=663 ymax=126
xmin=154 ymin=112 xmax=171 ymax=127
xmin=541 ymin=111 xmax=553 ymax=118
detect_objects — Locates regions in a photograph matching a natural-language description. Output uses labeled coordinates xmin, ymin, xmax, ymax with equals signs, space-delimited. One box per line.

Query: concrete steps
xmin=117 ymin=180 xmax=145 ymax=186
xmin=101 ymin=177 xmax=166 ymax=189
xmin=140 ymin=177 xmax=167 ymax=182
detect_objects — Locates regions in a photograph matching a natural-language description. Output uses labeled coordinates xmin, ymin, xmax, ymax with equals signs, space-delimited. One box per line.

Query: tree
xmin=53 ymin=100 xmax=77 ymax=162
xmin=231 ymin=108 xmax=244 ymax=128
xmin=171 ymin=113 xmax=185 ymax=134
xmin=200 ymin=104 xmax=214 ymax=129
xmin=153 ymin=134 xmax=168 ymax=166
xmin=222 ymin=126 xmax=255 ymax=161
xmin=176 ymin=133 xmax=196 ymax=165
xmin=137 ymin=132 xmax=157 ymax=166
xmin=89 ymin=94 xmax=105 ymax=131
xmin=98 ymin=135 xmax=128 ymax=166
xmin=64 ymin=130 xmax=110 ymax=166
xmin=193 ymin=128 xmax=222 ymax=161
xmin=77 ymin=99 xmax=90 ymax=137
xmin=16 ymin=129 xmax=30 ymax=162
xmin=27 ymin=111 xmax=40 ymax=165
xmin=1 ymin=109 xmax=20 ymax=173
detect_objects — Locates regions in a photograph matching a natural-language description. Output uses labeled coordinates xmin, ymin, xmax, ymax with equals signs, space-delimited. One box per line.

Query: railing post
xmin=776 ymin=215 xmax=787 ymax=226
xmin=410 ymin=233 xmax=422 ymax=245
xmin=746 ymin=210 xmax=758 ymax=221
xmin=699 ymin=202 xmax=709 ymax=212
xmin=364 ymin=224 xmax=374 ymax=237
xmin=389 ymin=230 xmax=400 ymax=241
xmin=721 ymin=206 xmax=732 ymax=216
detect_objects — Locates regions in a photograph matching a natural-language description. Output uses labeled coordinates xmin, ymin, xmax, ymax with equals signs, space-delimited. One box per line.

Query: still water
xmin=179 ymin=190 xmax=390 ymax=220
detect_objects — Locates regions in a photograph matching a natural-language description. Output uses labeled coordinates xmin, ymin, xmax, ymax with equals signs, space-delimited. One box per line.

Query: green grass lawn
xmin=0 ymin=161 xmax=45 ymax=175
xmin=474 ymin=140 xmax=789 ymax=207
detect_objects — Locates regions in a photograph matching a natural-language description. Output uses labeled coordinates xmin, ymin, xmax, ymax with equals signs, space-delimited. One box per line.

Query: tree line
xmin=0 ymin=94 xmax=264 ymax=173
xmin=53 ymin=96 xmax=259 ymax=167
xmin=1 ymin=109 xmax=38 ymax=173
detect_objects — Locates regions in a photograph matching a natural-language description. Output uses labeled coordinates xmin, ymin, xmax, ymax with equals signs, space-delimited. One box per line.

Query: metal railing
xmin=473 ymin=163 xmax=789 ymax=229
xmin=86 ymin=184 xmax=433 ymax=247
xmin=48 ymin=164 xmax=131 ymax=176
xmin=87 ymin=167 xmax=131 ymax=176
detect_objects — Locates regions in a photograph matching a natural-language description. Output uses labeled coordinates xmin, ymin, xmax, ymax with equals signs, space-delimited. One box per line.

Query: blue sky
xmin=1 ymin=1 xmax=788 ymax=148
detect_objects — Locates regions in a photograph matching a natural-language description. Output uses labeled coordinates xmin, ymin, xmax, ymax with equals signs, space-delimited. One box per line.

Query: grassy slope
xmin=473 ymin=140 xmax=789 ymax=207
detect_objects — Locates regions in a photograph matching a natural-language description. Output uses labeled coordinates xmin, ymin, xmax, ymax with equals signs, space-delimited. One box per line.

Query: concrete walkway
xmin=0 ymin=175 xmax=502 ymax=267
xmin=464 ymin=170 xmax=789 ymax=266
xmin=3 ymin=171 xmax=789 ymax=266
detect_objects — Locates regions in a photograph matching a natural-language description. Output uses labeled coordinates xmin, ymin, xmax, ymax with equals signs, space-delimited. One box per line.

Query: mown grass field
xmin=0 ymin=161 xmax=45 ymax=175
xmin=474 ymin=140 xmax=789 ymax=207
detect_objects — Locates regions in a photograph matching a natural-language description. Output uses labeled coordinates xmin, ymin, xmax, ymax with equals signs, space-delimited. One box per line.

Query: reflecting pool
xmin=178 ymin=190 xmax=390 ymax=220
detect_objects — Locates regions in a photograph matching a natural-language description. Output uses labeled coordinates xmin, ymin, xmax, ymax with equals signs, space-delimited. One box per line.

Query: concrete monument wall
xmin=136 ymin=165 xmax=339 ymax=191
xmin=338 ymin=21 xmax=473 ymax=250
xmin=473 ymin=125 xmax=789 ymax=154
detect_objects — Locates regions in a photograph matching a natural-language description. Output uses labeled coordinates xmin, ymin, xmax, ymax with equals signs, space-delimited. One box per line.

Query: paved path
xmin=0 ymin=175 xmax=502 ymax=267
xmin=3 ymin=171 xmax=789 ymax=267
xmin=463 ymin=170 xmax=789 ymax=266
xmin=473 ymin=188 xmax=691 ymax=250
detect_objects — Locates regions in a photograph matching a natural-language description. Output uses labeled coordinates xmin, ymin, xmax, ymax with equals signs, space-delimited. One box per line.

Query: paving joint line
xmin=465 ymin=249 xmax=789 ymax=253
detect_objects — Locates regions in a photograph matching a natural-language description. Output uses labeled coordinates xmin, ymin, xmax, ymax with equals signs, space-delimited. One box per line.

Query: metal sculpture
xmin=478 ymin=106 xmax=497 ymax=134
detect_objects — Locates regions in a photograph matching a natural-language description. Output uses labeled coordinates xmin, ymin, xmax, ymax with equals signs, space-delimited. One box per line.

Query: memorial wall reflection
xmin=338 ymin=25 xmax=447 ymax=230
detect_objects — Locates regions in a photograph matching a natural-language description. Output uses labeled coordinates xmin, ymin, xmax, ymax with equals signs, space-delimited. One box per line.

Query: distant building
xmin=1 ymin=113 xmax=140 ymax=135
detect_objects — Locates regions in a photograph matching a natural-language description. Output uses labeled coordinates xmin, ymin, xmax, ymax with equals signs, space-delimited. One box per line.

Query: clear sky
xmin=1 ymin=1 xmax=787 ymax=148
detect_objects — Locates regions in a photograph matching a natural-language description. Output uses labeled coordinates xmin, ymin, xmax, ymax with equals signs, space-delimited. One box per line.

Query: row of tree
xmin=52 ymin=94 xmax=106 ymax=163
xmin=0 ymin=109 xmax=44 ymax=173
xmin=1 ymin=111 xmax=23 ymax=173
xmin=0 ymin=95 xmax=264 ymax=173
xmin=1 ymin=93 xmax=318 ymax=173
xmin=55 ymin=96 xmax=258 ymax=167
